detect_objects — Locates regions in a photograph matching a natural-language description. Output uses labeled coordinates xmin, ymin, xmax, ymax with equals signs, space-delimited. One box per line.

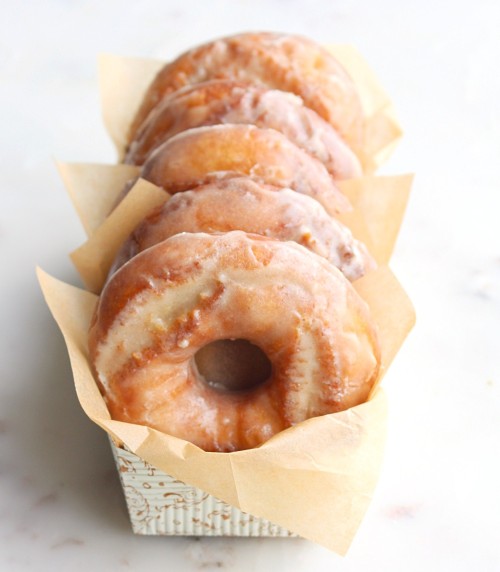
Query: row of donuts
xmin=88 ymin=32 xmax=381 ymax=452
xmin=112 ymin=32 xmax=376 ymax=281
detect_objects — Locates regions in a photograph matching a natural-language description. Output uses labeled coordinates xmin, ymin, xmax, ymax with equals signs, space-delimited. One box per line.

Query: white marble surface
xmin=1 ymin=0 xmax=500 ymax=570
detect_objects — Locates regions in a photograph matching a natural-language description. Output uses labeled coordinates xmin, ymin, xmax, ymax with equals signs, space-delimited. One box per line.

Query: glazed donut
xmin=139 ymin=124 xmax=351 ymax=215
xmin=125 ymin=80 xmax=362 ymax=181
xmin=110 ymin=177 xmax=375 ymax=281
xmin=89 ymin=232 xmax=380 ymax=452
xmin=128 ymin=32 xmax=364 ymax=155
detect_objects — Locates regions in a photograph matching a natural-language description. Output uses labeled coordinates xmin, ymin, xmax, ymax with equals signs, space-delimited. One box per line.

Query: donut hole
xmin=194 ymin=339 xmax=272 ymax=393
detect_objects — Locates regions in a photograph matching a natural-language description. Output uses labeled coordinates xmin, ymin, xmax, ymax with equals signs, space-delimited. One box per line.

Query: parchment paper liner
xmin=98 ymin=44 xmax=402 ymax=172
xmin=39 ymin=162 xmax=414 ymax=554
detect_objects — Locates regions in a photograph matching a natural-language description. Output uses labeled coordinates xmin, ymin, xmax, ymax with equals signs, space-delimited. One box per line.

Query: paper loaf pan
xmin=111 ymin=439 xmax=295 ymax=537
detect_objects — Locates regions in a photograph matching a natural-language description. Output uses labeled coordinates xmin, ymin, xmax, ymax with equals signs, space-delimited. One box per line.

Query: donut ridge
xmin=126 ymin=79 xmax=362 ymax=180
xmin=140 ymin=124 xmax=351 ymax=215
xmin=110 ymin=177 xmax=375 ymax=281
